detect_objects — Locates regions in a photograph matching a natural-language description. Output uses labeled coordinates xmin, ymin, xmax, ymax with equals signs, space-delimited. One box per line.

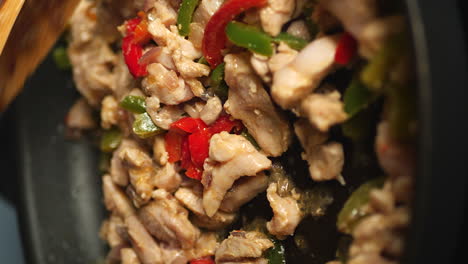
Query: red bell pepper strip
xmin=170 ymin=117 xmax=208 ymax=134
xmin=122 ymin=17 xmax=152 ymax=78
xmin=334 ymin=32 xmax=358 ymax=65
xmin=209 ymin=115 xmax=243 ymax=135
xmin=190 ymin=256 xmax=215 ymax=264
xmin=188 ymin=130 xmax=211 ymax=168
xmin=165 ymin=130 xmax=184 ymax=163
xmin=180 ymin=137 xmax=192 ymax=169
xmin=202 ymin=0 xmax=268 ymax=68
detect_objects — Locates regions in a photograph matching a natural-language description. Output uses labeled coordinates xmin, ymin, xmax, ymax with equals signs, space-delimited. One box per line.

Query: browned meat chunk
xmin=138 ymin=189 xmax=200 ymax=249
xmin=215 ymin=231 xmax=273 ymax=263
xmin=219 ymin=174 xmax=269 ymax=213
xmin=224 ymin=53 xmax=291 ymax=157
xmin=202 ymin=132 xmax=272 ymax=217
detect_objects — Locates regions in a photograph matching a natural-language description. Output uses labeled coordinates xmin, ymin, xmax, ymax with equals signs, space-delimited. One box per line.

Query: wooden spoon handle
xmin=0 ymin=0 xmax=80 ymax=111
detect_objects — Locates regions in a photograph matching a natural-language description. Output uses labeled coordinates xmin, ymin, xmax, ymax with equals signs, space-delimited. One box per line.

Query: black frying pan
xmin=2 ymin=0 xmax=467 ymax=263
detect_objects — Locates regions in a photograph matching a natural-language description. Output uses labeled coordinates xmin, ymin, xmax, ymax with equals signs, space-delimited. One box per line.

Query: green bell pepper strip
xmin=273 ymin=33 xmax=308 ymax=51
xmin=53 ymin=46 xmax=71 ymax=70
xmin=343 ymin=78 xmax=376 ymax=118
xmin=133 ymin=112 xmax=164 ymax=138
xmin=387 ymin=83 xmax=415 ymax=141
xmin=120 ymin=95 xmax=147 ymax=114
xmin=360 ymin=34 xmax=406 ymax=91
xmin=197 ymin=56 xmax=209 ymax=65
xmin=337 ymin=177 xmax=385 ymax=234
xmin=100 ymin=127 xmax=123 ymax=153
xmin=241 ymin=130 xmax=260 ymax=150
xmin=267 ymin=239 xmax=286 ymax=264
xmin=225 ymin=21 xmax=273 ymax=56
xmin=177 ymin=0 xmax=200 ymax=36
xmin=213 ymin=81 xmax=229 ymax=102
xmin=210 ymin=63 xmax=225 ymax=86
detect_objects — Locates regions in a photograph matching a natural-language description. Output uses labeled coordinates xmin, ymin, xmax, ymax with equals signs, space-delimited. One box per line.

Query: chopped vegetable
xmin=122 ymin=17 xmax=151 ymax=78
xmin=267 ymin=239 xmax=286 ymax=264
xmin=337 ymin=177 xmax=385 ymax=234
xmin=360 ymin=34 xmax=406 ymax=91
xmin=387 ymin=83 xmax=415 ymax=141
xmin=334 ymin=32 xmax=358 ymax=65
xmin=188 ymin=130 xmax=211 ymax=167
xmin=133 ymin=112 xmax=164 ymax=138
xmin=190 ymin=256 xmax=215 ymax=264
xmin=202 ymin=0 xmax=268 ymax=68
xmin=100 ymin=127 xmax=123 ymax=152
xmin=170 ymin=117 xmax=208 ymax=134
xmin=53 ymin=46 xmax=71 ymax=70
xmin=225 ymin=21 xmax=273 ymax=56
xmin=343 ymin=78 xmax=375 ymax=117
xmin=197 ymin=56 xmax=209 ymax=65
xmin=213 ymin=81 xmax=229 ymax=102
xmin=209 ymin=115 xmax=243 ymax=135
xmin=342 ymin=108 xmax=374 ymax=142
xmin=273 ymin=33 xmax=308 ymax=51
xmin=120 ymin=95 xmax=147 ymax=114
xmin=177 ymin=0 xmax=201 ymax=36
xmin=241 ymin=130 xmax=260 ymax=150
xmin=210 ymin=63 xmax=225 ymax=86
xmin=165 ymin=130 xmax=184 ymax=163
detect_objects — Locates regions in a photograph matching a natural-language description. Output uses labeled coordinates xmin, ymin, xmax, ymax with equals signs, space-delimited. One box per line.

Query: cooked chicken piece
xmin=100 ymin=214 xmax=126 ymax=247
xmin=221 ymin=259 xmax=269 ymax=264
xmin=219 ymin=174 xmax=269 ymax=213
xmin=308 ymin=142 xmax=345 ymax=181
xmin=299 ymin=91 xmax=348 ymax=131
xmin=224 ymin=54 xmax=291 ymax=157
xmin=147 ymin=0 xmax=178 ymax=27
xmin=113 ymin=54 xmax=136 ymax=101
xmin=271 ymin=35 xmax=340 ymax=109
xmin=153 ymin=163 xmax=182 ymax=192
xmin=119 ymin=146 xmax=155 ymax=202
xmin=294 ymin=119 xmax=344 ymax=181
xmin=192 ymin=0 xmax=224 ymax=25
xmin=172 ymin=48 xmax=211 ymax=78
xmin=266 ymin=183 xmax=302 ymax=238
xmin=153 ymin=135 xmax=168 ymax=166
xmin=121 ymin=248 xmax=141 ymax=264
xmin=142 ymin=63 xmax=194 ymax=105
xmin=175 ymin=186 xmax=237 ymax=230
xmin=101 ymin=95 xmax=120 ymax=129
xmin=125 ymin=215 xmax=162 ymax=264
xmin=106 ymin=244 xmax=127 ymax=264
xmin=215 ymin=231 xmax=273 ymax=263
xmin=202 ymin=132 xmax=272 ymax=216
xmin=320 ymin=0 xmax=378 ymax=38
xmin=259 ymin=0 xmax=295 ymax=36
xmin=66 ymin=98 xmax=96 ymax=130
xmin=160 ymin=245 xmax=188 ymax=264
xmin=110 ymin=139 xmax=140 ymax=187
xmin=146 ymin=97 xmax=185 ymax=129
xmin=200 ymin=96 xmax=223 ymax=125
xmin=140 ymin=47 xmax=177 ymax=71
xmin=188 ymin=22 xmax=204 ymax=49
xmin=185 ymin=232 xmax=219 ymax=260
xmin=250 ymin=54 xmax=271 ymax=83
xmin=268 ymin=43 xmax=298 ymax=73
xmin=139 ymin=189 xmax=200 ymax=249
xmin=69 ymin=1 xmax=97 ymax=45
xmin=287 ymin=20 xmax=311 ymax=40
xmin=68 ymin=38 xmax=116 ymax=106
xmin=103 ymin=174 xmax=135 ymax=218
xmin=184 ymin=100 xmax=206 ymax=118
xmin=185 ymin=78 xmax=206 ymax=97
xmin=294 ymin=119 xmax=328 ymax=154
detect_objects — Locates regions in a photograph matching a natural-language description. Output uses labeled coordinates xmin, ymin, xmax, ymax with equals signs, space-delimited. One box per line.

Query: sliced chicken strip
xmin=271 ymin=35 xmax=340 ymax=109
xmin=299 ymin=91 xmax=348 ymax=132
xmin=146 ymin=97 xmax=185 ymax=130
xmin=268 ymin=43 xmax=298 ymax=73
xmin=259 ymin=0 xmax=295 ymax=36
xmin=102 ymin=174 xmax=135 ymax=218
xmin=215 ymin=231 xmax=273 ymax=263
xmin=66 ymin=98 xmax=96 ymax=130
xmin=100 ymin=214 xmax=126 ymax=248
xmin=121 ymin=248 xmax=141 ymax=264
xmin=185 ymin=232 xmax=219 ymax=260
xmin=224 ymin=53 xmax=291 ymax=157
xmin=139 ymin=189 xmax=200 ymax=249
xmin=147 ymin=0 xmax=178 ymax=27
xmin=202 ymin=132 xmax=272 ymax=217
xmin=142 ymin=63 xmax=194 ymax=105
xmin=175 ymin=186 xmax=237 ymax=230
xmin=153 ymin=135 xmax=169 ymax=166
xmin=160 ymin=245 xmax=188 ymax=264
xmin=101 ymin=95 xmax=120 ymax=129
xmin=125 ymin=215 xmax=163 ymax=264
xmin=119 ymin=146 xmax=155 ymax=202
xmin=266 ymin=183 xmax=302 ymax=238
xmin=153 ymin=163 xmax=182 ymax=192
xmin=110 ymin=139 xmax=140 ymax=187
xmin=219 ymin=174 xmax=269 ymax=213
xmin=200 ymin=96 xmax=223 ymax=125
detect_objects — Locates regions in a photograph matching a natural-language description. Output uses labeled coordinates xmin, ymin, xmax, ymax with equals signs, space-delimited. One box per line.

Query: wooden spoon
xmin=0 ymin=0 xmax=80 ymax=112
